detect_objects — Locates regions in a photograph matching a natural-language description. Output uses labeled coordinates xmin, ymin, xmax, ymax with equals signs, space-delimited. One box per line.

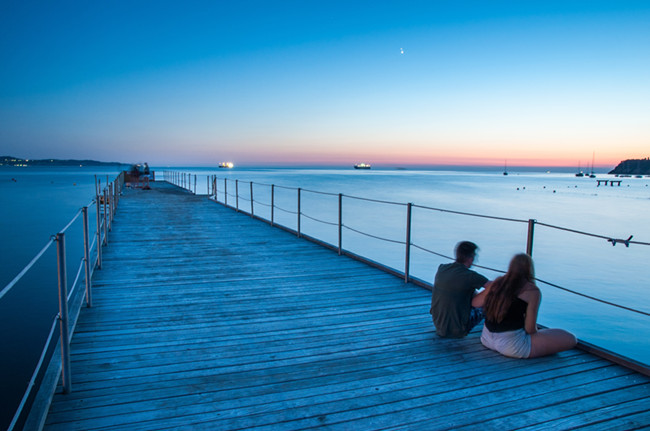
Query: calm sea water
xmin=2 ymin=165 xmax=649 ymax=428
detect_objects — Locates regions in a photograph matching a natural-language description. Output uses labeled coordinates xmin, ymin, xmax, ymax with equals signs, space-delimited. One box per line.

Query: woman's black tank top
xmin=485 ymin=297 xmax=528 ymax=332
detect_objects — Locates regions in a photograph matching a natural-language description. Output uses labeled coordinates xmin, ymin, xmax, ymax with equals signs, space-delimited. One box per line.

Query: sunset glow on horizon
xmin=1 ymin=2 xmax=649 ymax=169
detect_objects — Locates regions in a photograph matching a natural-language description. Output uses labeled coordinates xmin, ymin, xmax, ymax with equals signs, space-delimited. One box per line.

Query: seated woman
xmin=472 ymin=253 xmax=577 ymax=358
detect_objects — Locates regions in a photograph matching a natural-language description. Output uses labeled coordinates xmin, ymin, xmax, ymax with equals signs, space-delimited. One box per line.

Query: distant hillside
xmin=608 ymin=158 xmax=650 ymax=175
xmin=1 ymin=156 xmax=126 ymax=167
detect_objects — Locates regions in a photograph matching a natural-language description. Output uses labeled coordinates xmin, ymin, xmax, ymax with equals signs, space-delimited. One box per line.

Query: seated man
xmin=430 ymin=241 xmax=488 ymax=338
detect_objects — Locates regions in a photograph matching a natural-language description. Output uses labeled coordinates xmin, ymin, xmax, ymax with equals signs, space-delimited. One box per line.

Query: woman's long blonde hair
xmin=484 ymin=253 xmax=535 ymax=323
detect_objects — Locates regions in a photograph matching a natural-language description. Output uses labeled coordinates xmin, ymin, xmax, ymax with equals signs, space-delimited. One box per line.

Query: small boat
xmin=354 ymin=163 xmax=371 ymax=169
xmin=575 ymin=162 xmax=584 ymax=177
xmin=503 ymin=160 xmax=508 ymax=176
xmin=219 ymin=162 xmax=234 ymax=168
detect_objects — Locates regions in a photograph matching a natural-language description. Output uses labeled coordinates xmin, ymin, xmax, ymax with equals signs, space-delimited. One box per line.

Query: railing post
xmin=82 ymin=207 xmax=92 ymax=307
xmin=207 ymin=176 xmax=209 ymax=196
xmin=271 ymin=185 xmax=275 ymax=226
xmin=108 ymin=183 xmax=113 ymax=231
xmin=236 ymin=180 xmax=240 ymax=211
xmin=297 ymin=188 xmax=301 ymax=237
xmin=224 ymin=178 xmax=228 ymax=206
xmin=250 ymin=182 xmax=254 ymax=217
xmin=214 ymin=176 xmax=218 ymax=202
xmin=114 ymin=178 xmax=119 ymax=209
xmin=526 ymin=219 xmax=536 ymax=257
xmin=338 ymin=193 xmax=343 ymax=255
xmin=194 ymin=174 xmax=197 ymax=195
xmin=103 ymin=188 xmax=108 ymax=245
xmin=405 ymin=203 xmax=412 ymax=283
xmin=55 ymin=233 xmax=72 ymax=394
xmin=95 ymin=195 xmax=102 ymax=269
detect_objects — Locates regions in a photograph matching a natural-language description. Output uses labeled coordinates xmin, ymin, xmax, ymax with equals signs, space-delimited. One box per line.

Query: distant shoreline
xmin=1 ymin=156 xmax=126 ymax=167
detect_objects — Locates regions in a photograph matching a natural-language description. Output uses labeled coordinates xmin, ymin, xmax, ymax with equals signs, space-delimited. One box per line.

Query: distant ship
xmin=354 ymin=163 xmax=371 ymax=169
xmin=219 ymin=162 xmax=234 ymax=168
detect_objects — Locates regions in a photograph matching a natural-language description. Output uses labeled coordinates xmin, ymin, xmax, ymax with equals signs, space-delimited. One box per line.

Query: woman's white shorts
xmin=481 ymin=326 xmax=531 ymax=359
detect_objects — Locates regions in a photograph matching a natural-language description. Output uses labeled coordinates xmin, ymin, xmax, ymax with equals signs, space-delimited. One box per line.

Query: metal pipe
xmin=56 ymin=233 xmax=72 ymax=393
xmin=236 ymin=180 xmax=239 ymax=211
xmin=224 ymin=178 xmax=228 ymax=207
xmin=405 ymin=203 xmax=412 ymax=283
xmin=527 ymin=219 xmax=536 ymax=256
xmin=95 ymin=184 xmax=102 ymax=269
xmin=297 ymin=188 xmax=301 ymax=238
xmin=108 ymin=183 xmax=113 ymax=231
xmin=250 ymin=182 xmax=254 ymax=217
xmin=338 ymin=193 xmax=343 ymax=256
xmin=194 ymin=174 xmax=197 ymax=195
xmin=271 ymin=184 xmax=275 ymax=226
xmin=103 ymin=188 xmax=108 ymax=245
xmin=82 ymin=207 xmax=92 ymax=307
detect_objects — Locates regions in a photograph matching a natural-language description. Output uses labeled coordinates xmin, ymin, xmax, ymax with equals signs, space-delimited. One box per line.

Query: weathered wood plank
xmin=44 ymin=182 xmax=650 ymax=430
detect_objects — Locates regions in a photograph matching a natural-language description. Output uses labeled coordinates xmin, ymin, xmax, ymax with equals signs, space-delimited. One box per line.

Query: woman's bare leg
xmin=528 ymin=328 xmax=577 ymax=358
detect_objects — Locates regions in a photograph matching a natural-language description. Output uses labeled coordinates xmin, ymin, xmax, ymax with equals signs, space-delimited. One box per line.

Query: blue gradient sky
xmin=1 ymin=1 xmax=649 ymax=167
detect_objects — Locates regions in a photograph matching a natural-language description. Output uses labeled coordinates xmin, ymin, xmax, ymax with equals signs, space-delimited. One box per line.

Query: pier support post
xmin=526 ymin=219 xmax=536 ymax=257
xmin=405 ymin=203 xmax=412 ymax=283
xmin=338 ymin=194 xmax=343 ymax=255
xmin=297 ymin=188 xmax=301 ymax=237
xmin=56 ymin=233 xmax=72 ymax=394
xmin=236 ymin=180 xmax=239 ymax=211
xmin=82 ymin=207 xmax=92 ymax=308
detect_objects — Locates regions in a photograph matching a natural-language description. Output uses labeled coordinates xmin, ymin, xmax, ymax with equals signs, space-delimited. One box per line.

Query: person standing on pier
xmin=474 ymin=253 xmax=577 ymax=358
xmin=430 ymin=241 xmax=488 ymax=338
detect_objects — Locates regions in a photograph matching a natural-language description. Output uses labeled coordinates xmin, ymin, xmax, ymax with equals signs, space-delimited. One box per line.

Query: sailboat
xmin=503 ymin=160 xmax=508 ymax=176
xmin=575 ymin=162 xmax=584 ymax=177
xmin=589 ymin=152 xmax=596 ymax=178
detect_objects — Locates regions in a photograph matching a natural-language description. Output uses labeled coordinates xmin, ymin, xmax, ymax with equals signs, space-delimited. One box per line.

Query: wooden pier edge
xmin=212 ymin=197 xmax=650 ymax=377
xmin=576 ymin=340 xmax=650 ymax=378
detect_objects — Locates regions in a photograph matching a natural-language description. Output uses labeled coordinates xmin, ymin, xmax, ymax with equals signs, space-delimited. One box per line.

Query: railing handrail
xmin=0 ymin=238 xmax=55 ymax=301
xmin=163 ymin=171 xmax=650 ymax=317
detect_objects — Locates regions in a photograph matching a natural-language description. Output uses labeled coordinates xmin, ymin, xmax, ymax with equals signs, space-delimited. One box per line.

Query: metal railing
xmin=2 ymin=172 xmax=124 ymax=430
xmin=163 ymin=171 xmax=650 ymax=320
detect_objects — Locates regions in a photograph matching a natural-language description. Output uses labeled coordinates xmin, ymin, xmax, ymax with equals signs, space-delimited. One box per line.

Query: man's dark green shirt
xmin=430 ymin=262 xmax=488 ymax=338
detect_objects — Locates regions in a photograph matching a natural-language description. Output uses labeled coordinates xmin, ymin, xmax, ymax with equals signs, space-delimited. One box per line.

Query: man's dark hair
xmin=455 ymin=241 xmax=478 ymax=263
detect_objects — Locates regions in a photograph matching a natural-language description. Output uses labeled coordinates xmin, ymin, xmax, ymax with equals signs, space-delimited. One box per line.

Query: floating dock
xmin=42 ymin=182 xmax=650 ymax=430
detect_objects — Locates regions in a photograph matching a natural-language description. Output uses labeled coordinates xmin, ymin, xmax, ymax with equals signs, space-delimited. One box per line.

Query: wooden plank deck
xmin=44 ymin=181 xmax=650 ymax=430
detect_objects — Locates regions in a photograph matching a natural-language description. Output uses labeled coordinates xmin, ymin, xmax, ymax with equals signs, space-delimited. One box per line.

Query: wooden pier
xmin=596 ymin=179 xmax=623 ymax=186
xmin=43 ymin=182 xmax=650 ymax=430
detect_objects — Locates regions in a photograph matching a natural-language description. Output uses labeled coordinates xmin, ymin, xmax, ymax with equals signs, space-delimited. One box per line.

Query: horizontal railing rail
xmin=3 ymin=171 xmax=124 ymax=431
